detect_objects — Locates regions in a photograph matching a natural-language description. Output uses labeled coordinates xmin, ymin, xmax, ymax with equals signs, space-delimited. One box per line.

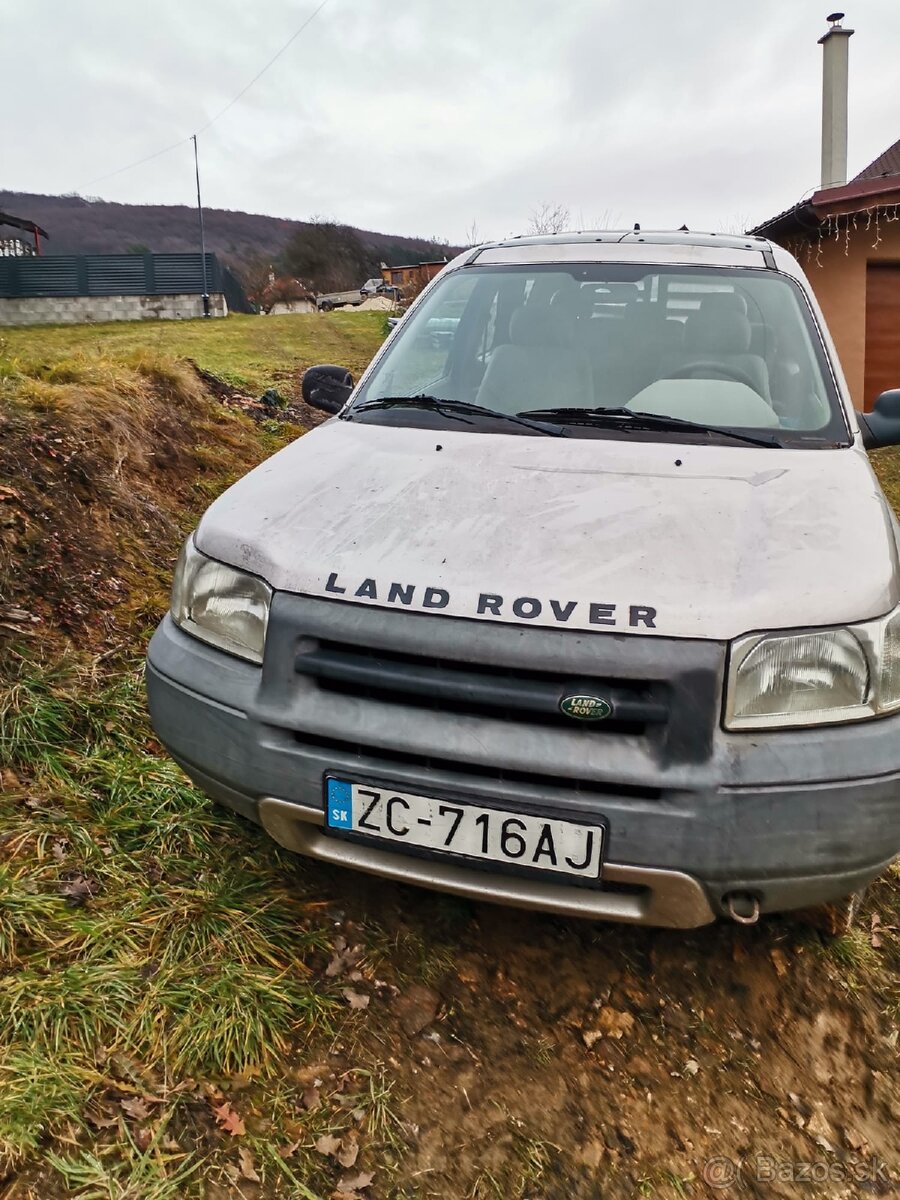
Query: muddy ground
xmin=286 ymin=858 xmax=899 ymax=1199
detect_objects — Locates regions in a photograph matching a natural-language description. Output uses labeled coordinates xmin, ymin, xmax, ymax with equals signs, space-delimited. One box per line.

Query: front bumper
xmin=146 ymin=605 xmax=900 ymax=928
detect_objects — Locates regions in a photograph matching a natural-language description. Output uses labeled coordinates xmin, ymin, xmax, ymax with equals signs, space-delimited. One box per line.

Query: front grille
xmin=262 ymin=594 xmax=725 ymax=775
xmin=296 ymin=639 xmax=667 ymax=735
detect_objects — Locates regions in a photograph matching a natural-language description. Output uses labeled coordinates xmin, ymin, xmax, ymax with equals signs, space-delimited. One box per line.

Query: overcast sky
xmin=3 ymin=1 xmax=898 ymax=243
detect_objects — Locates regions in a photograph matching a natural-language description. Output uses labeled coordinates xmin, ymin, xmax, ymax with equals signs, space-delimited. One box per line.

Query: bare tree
xmin=574 ymin=208 xmax=623 ymax=231
xmin=463 ymin=220 xmax=482 ymax=247
xmin=528 ymin=202 xmax=570 ymax=235
xmin=716 ymin=213 xmax=755 ymax=236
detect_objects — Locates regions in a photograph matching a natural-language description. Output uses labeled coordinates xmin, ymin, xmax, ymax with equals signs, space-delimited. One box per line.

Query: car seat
xmin=475 ymin=302 xmax=593 ymax=414
xmin=661 ymin=295 xmax=771 ymax=401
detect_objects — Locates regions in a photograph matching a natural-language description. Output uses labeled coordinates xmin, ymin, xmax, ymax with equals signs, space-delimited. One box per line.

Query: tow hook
xmin=724 ymin=892 xmax=761 ymax=925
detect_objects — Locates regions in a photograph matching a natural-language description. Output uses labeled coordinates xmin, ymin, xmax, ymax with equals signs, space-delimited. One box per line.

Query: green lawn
xmin=0 ymin=310 xmax=387 ymax=396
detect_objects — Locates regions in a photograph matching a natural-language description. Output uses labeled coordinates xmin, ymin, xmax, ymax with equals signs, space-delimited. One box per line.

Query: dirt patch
xmin=0 ymin=355 xmax=290 ymax=656
xmin=191 ymin=361 xmax=331 ymax=433
xmin=312 ymin=871 xmax=900 ymax=1198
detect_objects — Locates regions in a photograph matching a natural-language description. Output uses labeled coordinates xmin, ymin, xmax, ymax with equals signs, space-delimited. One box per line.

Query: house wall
xmin=266 ymin=299 xmax=315 ymax=315
xmin=792 ymin=221 xmax=900 ymax=409
xmin=0 ymin=292 xmax=227 ymax=326
xmin=381 ymin=262 xmax=446 ymax=289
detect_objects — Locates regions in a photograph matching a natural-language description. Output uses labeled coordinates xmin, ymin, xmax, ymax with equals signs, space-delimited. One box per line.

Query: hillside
xmin=0 ymin=190 xmax=459 ymax=275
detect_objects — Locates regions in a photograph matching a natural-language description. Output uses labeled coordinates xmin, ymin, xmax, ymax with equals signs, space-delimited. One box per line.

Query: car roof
xmin=453 ymin=229 xmax=786 ymax=273
xmin=488 ymin=229 xmax=770 ymax=252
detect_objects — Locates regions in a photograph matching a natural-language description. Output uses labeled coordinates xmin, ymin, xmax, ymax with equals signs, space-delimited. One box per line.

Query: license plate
xmin=324 ymin=777 xmax=604 ymax=879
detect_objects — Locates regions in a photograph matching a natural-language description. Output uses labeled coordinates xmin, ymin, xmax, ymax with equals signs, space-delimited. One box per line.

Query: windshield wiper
xmin=518 ymin=406 xmax=783 ymax=448
xmin=350 ymin=395 xmax=568 ymax=437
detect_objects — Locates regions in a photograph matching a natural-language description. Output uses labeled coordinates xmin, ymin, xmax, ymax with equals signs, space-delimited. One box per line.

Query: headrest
xmin=685 ymin=307 xmax=752 ymax=355
xmin=700 ymin=291 xmax=747 ymax=316
xmin=550 ymin=281 xmax=594 ymax=318
xmin=510 ymin=304 xmax=572 ymax=347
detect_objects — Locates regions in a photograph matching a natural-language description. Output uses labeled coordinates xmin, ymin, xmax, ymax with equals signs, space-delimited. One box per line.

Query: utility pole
xmin=192 ymin=134 xmax=211 ymax=317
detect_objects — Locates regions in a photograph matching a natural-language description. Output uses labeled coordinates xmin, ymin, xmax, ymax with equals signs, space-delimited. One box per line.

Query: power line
xmin=81 ymin=0 xmax=334 ymax=190
xmin=195 ymin=0 xmax=333 ymax=136
xmin=83 ymin=136 xmax=191 ymax=189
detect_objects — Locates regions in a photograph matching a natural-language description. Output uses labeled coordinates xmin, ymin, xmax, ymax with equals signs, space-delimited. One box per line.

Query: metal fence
xmin=0 ymin=252 xmax=248 ymax=309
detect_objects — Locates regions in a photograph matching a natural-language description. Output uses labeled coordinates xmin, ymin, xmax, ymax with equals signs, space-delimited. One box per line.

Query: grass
xmin=0 ymin=316 xmax=392 ymax=1195
xmin=467 ymin=1133 xmax=557 ymax=1200
xmin=47 ymin=1123 xmax=202 ymax=1200
xmin=870 ymin=444 xmax=900 ymax=512
xmin=0 ymin=653 xmax=415 ymax=1196
xmin=0 ymin=310 xmax=386 ymax=395
xmin=0 ymin=660 xmax=339 ymax=1172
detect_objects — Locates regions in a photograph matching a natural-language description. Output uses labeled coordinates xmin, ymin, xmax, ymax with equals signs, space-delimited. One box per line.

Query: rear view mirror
xmin=301 ymin=364 xmax=354 ymax=414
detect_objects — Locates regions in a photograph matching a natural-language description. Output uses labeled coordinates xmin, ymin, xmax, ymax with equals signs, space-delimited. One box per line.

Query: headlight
xmin=726 ymin=608 xmax=900 ymax=729
xmin=171 ymin=536 xmax=271 ymax=664
xmin=880 ymin=608 xmax=900 ymax=714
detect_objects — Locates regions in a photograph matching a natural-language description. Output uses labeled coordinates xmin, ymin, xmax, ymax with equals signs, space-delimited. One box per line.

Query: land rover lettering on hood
xmin=147 ymin=230 xmax=900 ymax=930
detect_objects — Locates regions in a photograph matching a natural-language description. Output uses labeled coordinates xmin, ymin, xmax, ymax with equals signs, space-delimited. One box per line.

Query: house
xmin=751 ymin=15 xmax=900 ymax=411
xmin=381 ymin=259 xmax=448 ymax=292
xmin=256 ymin=270 xmax=316 ymax=315
xmin=0 ymin=211 xmax=49 ymax=257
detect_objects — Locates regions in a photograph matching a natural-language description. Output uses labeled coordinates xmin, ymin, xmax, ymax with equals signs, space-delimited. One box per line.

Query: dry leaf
xmin=871 ymin=914 xmax=883 ymax=949
xmin=238 ymin=1146 xmax=260 ymax=1182
xmin=58 ymin=873 xmax=97 ymax=907
xmin=683 ymin=1059 xmax=700 ymax=1077
xmin=84 ymin=1107 xmax=119 ymax=1130
xmin=770 ymin=947 xmax=790 ymax=977
xmin=582 ymin=1030 xmax=603 ymax=1050
xmin=732 ymin=937 xmax=748 ymax=963
xmin=336 ymin=1170 xmax=375 ymax=1194
xmin=315 ymin=1133 xmax=343 ymax=1157
xmin=212 ymin=1100 xmax=246 ymax=1137
xmin=302 ymin=1085 xmax=321 ymax=1110
xmin=326 ymin=937 xmax=365 ymax=978
xmin=337 ymin=1131 xmax=359 ymax=1169
xmin=806 ymin=1106 xmax=834 ymax=1152
xmin=120 ymin=1096 xmax=153 ymax=1121
xmin=132 ymin=1125 xmax=152 ymax=1152
xmin=845 ymin=1126 xmax=869 ymax=1153
xmin=595 ymin=1007 xmax=635 ymax=1039
xmin=343 ymin=989 xmax=370 ymax=1011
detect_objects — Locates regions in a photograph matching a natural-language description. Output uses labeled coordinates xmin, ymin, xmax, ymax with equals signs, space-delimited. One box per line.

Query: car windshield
xmin=348 ymin=262 xmax=849 ymax=446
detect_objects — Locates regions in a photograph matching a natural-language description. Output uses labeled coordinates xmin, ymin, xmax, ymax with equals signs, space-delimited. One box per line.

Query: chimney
xmin=818 ymin=12 xmax=854 ymax=190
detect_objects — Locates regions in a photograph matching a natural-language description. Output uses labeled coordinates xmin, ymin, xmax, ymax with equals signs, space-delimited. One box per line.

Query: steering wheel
xmin=667 ymin=359 xmax=760 ymax=395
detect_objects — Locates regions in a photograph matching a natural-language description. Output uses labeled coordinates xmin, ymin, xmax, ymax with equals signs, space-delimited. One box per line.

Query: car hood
xmin=196 ymin=420 xmax=899 ymax=640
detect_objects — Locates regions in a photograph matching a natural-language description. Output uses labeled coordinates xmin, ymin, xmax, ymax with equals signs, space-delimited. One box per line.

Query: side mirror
xmin=860 ymin=389 xmax=900 ymax=450
xmin=301 ymin=364 xmax=354 ymax=414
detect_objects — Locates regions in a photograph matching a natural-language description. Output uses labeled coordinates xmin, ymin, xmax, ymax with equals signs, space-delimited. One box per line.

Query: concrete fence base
xmin=0 ymin=292 xmax=228 ymax=326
